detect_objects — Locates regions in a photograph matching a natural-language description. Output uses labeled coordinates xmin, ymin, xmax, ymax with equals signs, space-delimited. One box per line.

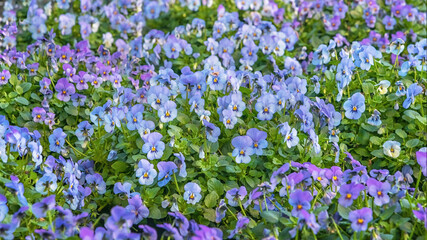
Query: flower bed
xmin=0 ymin=0 xmax=426 ymax=239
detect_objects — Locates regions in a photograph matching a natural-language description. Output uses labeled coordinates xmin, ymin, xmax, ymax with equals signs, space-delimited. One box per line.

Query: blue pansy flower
xmin=222 ymin=109 xmax=237 ymax=129
xmin=126 ymin=104 xmax=144 ymax=131
xmin=48 ymin=128 xmax=67 ymax=153
xmin=32 ymin=195 xmax=56 ymax=218
xmin=395 ymin=81 xmax=406 ymax=96
xmin=113 ymin=182 xmax=132 ymax=197
xmin=158 ymin=101 xmax=177 ymax=123
xmin=35 ymin=173 xmax=58 ymax=195
xmin=203 ymin=120 xmax=220 ymax=143
xmin=5 ymin=176 xmax=28 ymax=206
xmin=403 ymin=83 xmax=423 ymax=109
xmin=136 ymin=159 xmax=157 ymax=185
xmin=0 ymin=194 xmax=8 ymax=222
xmin=157 ymin=161 xmax=178 ymax=187
xmin=367 ymin=109 xmax=382 ymax=126
xmin=174 ymin=153 xmax=187 ymax=178
xmin=183 ymin=182 xmax=202 ymax=205
xmin=231 ymin=136 xmax=254 ymax=164
xmin=75 ymin=121 xmax=93 ymax=142
xmin=142 ymin=132 xmax=165 ymax=160
xmin=255 ymin=93 xmax=276 ymax=121
xmin=246 ymin=128 xmax=268 ymax=155
xmin=343 ymin=92 xmax=365 ymax=120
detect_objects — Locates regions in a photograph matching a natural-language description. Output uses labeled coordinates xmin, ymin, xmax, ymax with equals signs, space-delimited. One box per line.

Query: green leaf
xmin=146 ymin=187 xmax=161 ymax=199
xmin=371 ymin=149 xmax=384 ymax=158
xmin=9 ymin=74 xmax=18 ymax=86
xmin=362 ymin=82 xmax=374 ymax=95
xmin=403 ymin=110 xmax=421 ymax=120
xmin=65 ymin=106 xmax=78 ymax=116
xmin=111 ymin=161 xmax=129 ymax=173
xmin=325 ymin=70 xmax=334 ymax=80
xmin=405 ymin=139 xmax=420 ymax=148
xmin=16 ymin=85 xmax=24 ymax=95
xmin=204 ymin=191 xmax=219 ymax=208
xmin=361 ymin=123 xmax=378 ymax=132
xmin=177 ymin=112 xmax=190 ymax=124
xmin=203 ymin=208 xmax=216 ymax=222
xmin=386 ymin=93 xmax=399 ymax=101
xmin=149 ymin=205 xmax=162 ymax=219
xmin=399 ymin=222 xmax=412 ymax=233
xmin=395 ymin=129 xmax=407 ymax=139
xmin=338 ymin=205 xmax=350 ymax=219
xmin=370 ymin=136 xmax=382 ymax=145
xmin=260 ymin=211 xmax=280 ymax=223
xmin=0 ymin=102 xmax=9 ymax=109
xmin=15 ymin=97 xmax=29 ymax=105
xmin=416 ymin=115 xmax=427 ymax=125
xmin=380 ymin=205 xmax=396 ymax=220
xmin=207 ymin=178 xmax=224 ymax=195
xmin=21 ymin=82 xmax=32 ymax=93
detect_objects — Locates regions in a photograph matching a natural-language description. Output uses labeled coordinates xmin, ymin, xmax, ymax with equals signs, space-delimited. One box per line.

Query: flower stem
xmin=227 ymin=207 xmax=238 ymax=220
xmin=331 ymin=218 xmax=344 ymax=240
xmin=65 ymin=139 xmax=88 ymax=158
xmin=173 ymin=172 xmax=181 ymax=195
xmin=413 ymin=169 xmax=422 ymax=198
xmin=238 ymin=199 xmax=247 ymax=216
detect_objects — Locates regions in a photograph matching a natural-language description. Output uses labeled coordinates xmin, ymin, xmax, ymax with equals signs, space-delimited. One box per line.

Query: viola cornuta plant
xmin=0 ymin=0 xmax=426 ymax=239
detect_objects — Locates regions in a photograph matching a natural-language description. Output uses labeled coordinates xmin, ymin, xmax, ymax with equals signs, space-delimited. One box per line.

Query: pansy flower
xmin=255 ymin=93 xmax=276 ymax=121
xmin=383 ymin=140 xmax=401 ymax=158
xmin=0 ymin=70 xmax=11 ymax=85
xmin=32 ymin=107 xmax=46 ymax=123
xmin=367 ymin=178 xmax=391 ymax=206
xmin=246 ymin=128 xmax=268 ymax=155
xmin=226 ymin=186 xmax=247 ymax=207
xmin=27 ymin=63 xmax=39 ymax=76
xmin=35 ymin=173 xmax=58 ymax=195
xmin=183 ymin=182 xmax=202 ymax=205
xmin=343 ymin=92 xmax=365 ymax=120
xmin=158 ymin=101 xmax=177 ymax=123
xmin=142 ymin=132 xmax=165 ymax=160
xmin=231 ymin=136 xmax=253 ymax=164
xmin=289 ymin=189 xmax=312 ymax=217
xmin=338 ymin=183 xmax=365 ymax=207
xmin=48 ymin=128 xmax=67 ymax=153
xmin=349 ymin=208 xmax=373 ymax=232
xmin=157 ymin=161 xmax=178 ymax=187
xmin=55 ymin=78 xmax=76 ymax=102
xmin=136 ymin=159 xmax=157 ymax=185
xmin=32 ymin=195 xmax=56 ymax=218
xmin=403 ymin=83 xmax=423 ymax=109
xmin=416 ymin=150 xmax=427 ymax=177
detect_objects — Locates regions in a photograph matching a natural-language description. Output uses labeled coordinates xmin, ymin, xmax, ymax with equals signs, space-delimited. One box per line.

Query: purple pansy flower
xmin=367 ymin=178 xmax=391 ymax=206
xmin=55 ymin=78 xmax=76 ymax=102
xmin=349 ymin=208 xmax=373 ymax=232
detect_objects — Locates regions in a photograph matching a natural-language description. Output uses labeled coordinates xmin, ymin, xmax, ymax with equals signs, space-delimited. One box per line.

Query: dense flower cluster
xmin=0 ymin=0 xmax=426 ymax=239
